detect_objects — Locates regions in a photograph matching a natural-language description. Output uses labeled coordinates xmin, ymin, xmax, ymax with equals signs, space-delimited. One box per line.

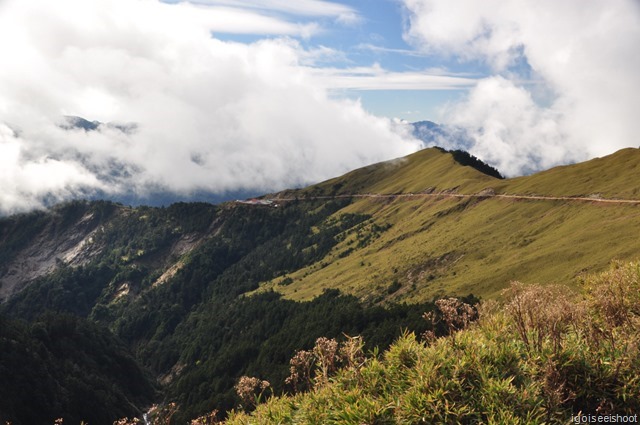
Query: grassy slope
xmin=258 ymin=148 xmax=640 ymax=301
xmin=502 ymin=148 xmax=640 ymax=199
xmin=295 ymin=147 xmax=498 ymax=196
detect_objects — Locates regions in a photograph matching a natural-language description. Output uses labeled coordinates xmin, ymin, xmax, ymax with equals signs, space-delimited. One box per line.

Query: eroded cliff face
xmin=0 ymin=208 xmax=105 ymax=302
xmin=0 ymin=202 xmax=218 ymax=304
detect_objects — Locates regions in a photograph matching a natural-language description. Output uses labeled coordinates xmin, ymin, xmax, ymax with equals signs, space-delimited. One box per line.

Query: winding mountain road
xmin=257 ymin=192 xmax=640 ymax=205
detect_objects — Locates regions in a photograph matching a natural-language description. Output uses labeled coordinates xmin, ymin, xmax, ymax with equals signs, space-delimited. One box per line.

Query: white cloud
xmin=403 ymin=0 xmax=640 ymax=176
xmin=184 ymin=0 xmax=360 ymax=23
xmin=356 ymin=43 xmax=428 ymax=57
xmin=442 ymin=77 xmax=579 ymax=176
xmin=0 ymin=125 xmax=107 ymax=214
xmin=310 ymin=65 xmax=477 ymax=90
xmin=0 ymin=0 xmax=421 ymax=214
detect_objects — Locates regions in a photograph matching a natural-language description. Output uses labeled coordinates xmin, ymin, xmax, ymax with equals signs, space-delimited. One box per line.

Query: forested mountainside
xmin=0 ymin=197 xmax=461 ymax=423
xmin=0 ymin=313 xmax=155 ymax=424
xmin=1 ymin=147 xmax=639 ymax=423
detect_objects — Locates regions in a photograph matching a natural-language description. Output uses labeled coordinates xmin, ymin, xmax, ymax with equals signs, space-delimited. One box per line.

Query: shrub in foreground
xmin=222 ymin=261 xmax=640 ymax=424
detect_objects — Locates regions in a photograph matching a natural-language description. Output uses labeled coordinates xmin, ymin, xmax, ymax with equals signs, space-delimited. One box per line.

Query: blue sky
xmin=301 ymin=0 xmax=479 ymax=120
xmin=168 ymin=0 xmax=487 ymax=122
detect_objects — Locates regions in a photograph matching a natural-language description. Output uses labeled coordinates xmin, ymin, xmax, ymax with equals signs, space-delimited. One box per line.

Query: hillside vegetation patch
xmin=224 ymin=261 xmax=640 ymax=424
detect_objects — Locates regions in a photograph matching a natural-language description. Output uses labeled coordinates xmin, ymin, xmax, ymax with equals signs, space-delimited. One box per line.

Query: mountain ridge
xmin=3 ymin=146 xmax=639 ymax=303
xmin=255 ymin=146 xmax=640 ymax=301
xmin=283 ymin=146 xmax=640 ymax=200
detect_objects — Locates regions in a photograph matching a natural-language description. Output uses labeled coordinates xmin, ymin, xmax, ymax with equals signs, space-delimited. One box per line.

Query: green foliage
xmin=449 ymin=149 xmax=504 ymax=179
xmin=166 ymin=202 xmax=218 ymax=233
xmin=227 ymin=262 xmax=640 ymax=425
xmin=0 ymin=313 xmax=155 ymax=425
xmin=164 ymin=290 xmax=443 ymax=423
xmin=94 ymin=205 xmax=197 ymax=265
xmin=109 ymin=200 xmax=362 ymax=348
xmin=5 ymin=264 xmax=117 ymax=319
xmin=386 ymin=280 xmax=401 ymax=294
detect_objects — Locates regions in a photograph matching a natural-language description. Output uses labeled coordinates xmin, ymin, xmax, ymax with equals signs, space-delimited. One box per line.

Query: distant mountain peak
xmin=60 ymin=115 xmax=138 ymax=134
xmin=61 ymin=115 xmax=101 ymax=131
xmin=409 ymin=121 xmax=503 ymax=179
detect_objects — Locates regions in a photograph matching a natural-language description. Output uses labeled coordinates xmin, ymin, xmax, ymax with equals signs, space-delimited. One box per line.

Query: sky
xmin=0 ymin=0 xmax=638 ymax=213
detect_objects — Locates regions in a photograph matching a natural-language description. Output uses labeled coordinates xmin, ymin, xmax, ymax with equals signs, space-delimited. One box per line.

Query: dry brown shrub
xmin=113 ymin=419 xmax=140 ymax=425
xmin=235 ymin=376 xmax=270 ymax=409
xmin=437 ymin=298 xmax=477 ymax=333
xmin=422 ymin=298 xmax=477 ymax=344
xmin=151 ymin=403 xmax=178 ymax=425
xmin=313 ymin=337 xmax=339 ymax=385
xmin=504 ymin=282 xmax=581 ymax=354
xmin=420 ymin=329 xmax=437 ymax=345
xmin=585 ymin=260 xmax=640 ymax=329
xmin=339 ymin=335 xmax=365 ymax=370
xmin=286 ymin=335 xmax=366 ymax=393
xmin=542 ymin=358 xmax=575 ymax=417
xmin=285 ymin=349 xmax=314 ymax=393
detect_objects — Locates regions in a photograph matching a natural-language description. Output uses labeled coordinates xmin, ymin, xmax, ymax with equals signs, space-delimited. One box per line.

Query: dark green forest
xmin=0 ymin=313 xmax=155 ymax=425
xmin=0 ymin=199 xmax=468 ymax=423
xmin=447 ymin=149 xmax=504 ymax=179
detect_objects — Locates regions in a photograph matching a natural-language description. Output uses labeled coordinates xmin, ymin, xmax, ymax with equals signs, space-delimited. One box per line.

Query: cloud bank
xmin=403 ymin=0 xmax=640 ymax=176
xmin=0 ymin=0 xmax=421 ymax=214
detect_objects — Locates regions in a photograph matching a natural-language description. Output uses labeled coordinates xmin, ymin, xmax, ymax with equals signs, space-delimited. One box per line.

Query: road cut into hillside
xmin=250 ymin=191 xmax=640 ymax=205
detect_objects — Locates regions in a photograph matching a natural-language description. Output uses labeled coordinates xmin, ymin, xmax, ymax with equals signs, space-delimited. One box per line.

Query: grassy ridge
xmin=503 ymin=148 xmax=640 ymax=199
xmin=259 ymin=147 xmax=640 ymax=301
xmin=261 ymin=196 xmax=640 ymax=301
xmin=292 ymin=147 xmax=499 ymax=197
xmin=301 ymin=147 xmax=640 ymax=200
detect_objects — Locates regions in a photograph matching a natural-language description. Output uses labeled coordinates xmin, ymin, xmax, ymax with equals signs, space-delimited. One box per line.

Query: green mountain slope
xmin=0 ymin=199 xmax=452 ymax=422
xmin=502 ymin=148 xmax=640 ymax=199
xmin=280 ymin=147 xmax=500 ymax=198
xmin=259 ymin=147 xmax=640 ymax=300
